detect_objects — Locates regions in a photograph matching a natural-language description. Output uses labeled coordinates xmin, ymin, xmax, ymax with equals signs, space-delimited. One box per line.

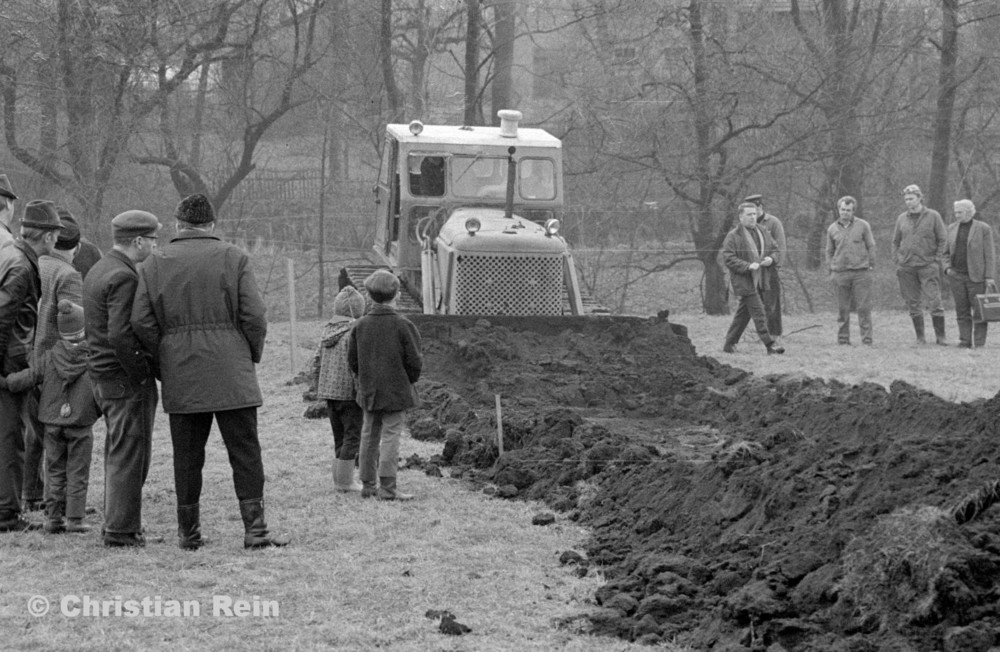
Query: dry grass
xmin=672 ymin=309 xmax=1000 ymax=403
xmin=0 ymin=320 xmax=672 ymax=652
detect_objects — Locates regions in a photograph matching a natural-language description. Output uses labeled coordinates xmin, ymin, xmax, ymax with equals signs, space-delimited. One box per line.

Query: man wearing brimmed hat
xmin=82 ymin=209 xmax=161 ymax=547
xmin=892 ymin=184 xmax=948 ymax=345
xmin=131 ymin=194 xmax=290 ymax=550
xmin=0 ymin=199 xmax=62 ymax=532
xmin=0 ymin=174 xmax=18 ymax=249
xmin=20 ymin=206 xmax=87 ymax=513
xmin=744 ymin=193 xmax=786 ymax=343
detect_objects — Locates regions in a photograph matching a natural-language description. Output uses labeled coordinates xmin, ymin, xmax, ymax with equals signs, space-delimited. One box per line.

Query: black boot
xmin=177 ymin=504 xmax=205 ymax=550
xmin=377 ymin=476 xmax=414 ymax=501
xmin=238 ymin=499 xmax=291 ymax=549
xmin=912 ymin=315 xmax=926 ymax=344
xmin=932 ymin=315 xmax=947 ymax=345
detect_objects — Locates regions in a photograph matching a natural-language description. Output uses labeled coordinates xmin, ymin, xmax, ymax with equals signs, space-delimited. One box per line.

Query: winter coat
xmin=722 ymin=224 xmax=777 ymax=297
xmin=131 ymin=230 xmax=266 ymax=414
xmin=36 ymin=253 xmax=83 ymax=361
xmin=347 ymin=303 xmax=422 ymax=413
xmin=0 ymin=240 xmax=41 ymax=374
xmin=6 ymin=339 xmax=100 ymax=426
xmin=892 ymin=207 xmax=947 ymax=268
xmin=312 ymin=316 xmax=357 ymax=401
xmin=944 ymin=219 xmax=996 ymax=283
xmin=83 ymin=249 xmax=155 ymax=393
xmin=756 ymin=213 xmax=786 ymax=266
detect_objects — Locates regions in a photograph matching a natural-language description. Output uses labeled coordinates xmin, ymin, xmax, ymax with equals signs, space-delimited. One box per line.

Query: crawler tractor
xmin=344 ymin=110 xmax=605 ymax=316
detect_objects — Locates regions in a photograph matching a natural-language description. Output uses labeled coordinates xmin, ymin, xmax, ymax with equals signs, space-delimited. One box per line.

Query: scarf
xmin=740 ymin=224 xmax=765 ymax=290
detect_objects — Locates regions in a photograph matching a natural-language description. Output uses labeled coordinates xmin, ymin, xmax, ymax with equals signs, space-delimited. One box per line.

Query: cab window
xmin=408 ymin=154 xmax=446 ymax=197
xmin=518 ymin=158 xmax=555 ymax=200
xmin=452 ymin=156 xmax=508 ymax=199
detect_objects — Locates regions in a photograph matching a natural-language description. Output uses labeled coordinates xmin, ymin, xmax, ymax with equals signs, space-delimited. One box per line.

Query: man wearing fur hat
xmin=0 ymin=174 xmax=18 ymax=249
xmin=83 ymin=209 xmax=161 ymax=547
xmin=21 ymin=206 xmax=86 ymax=512
xmin=0 ymin=199 xmax=62 ymax=532
xmin=131 ymin=193 xmax=290 ymax=550
xmin=310 ymin=284 xmax=366 ymax=491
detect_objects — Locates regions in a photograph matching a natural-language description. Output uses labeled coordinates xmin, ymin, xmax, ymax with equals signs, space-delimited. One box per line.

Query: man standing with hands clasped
xmin=131 ymin=194 xmax=290 ymax=550
xmin=943 ymin=199 xmax=996 ymax=349
xmin=722 ymin=202 xmax=784 ymax=355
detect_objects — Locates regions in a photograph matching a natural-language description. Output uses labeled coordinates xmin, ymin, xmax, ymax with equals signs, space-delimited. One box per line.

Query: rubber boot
xmin=44 ymin=500 xmax=66 ymax=534
xmin=932 ymin=315 xmax=947 ymax=345
xmin=912 ymin=315 xmax=926 ymax=344
xmin=973 ymin=322 xmax=988 ymax=348
xmin=333 ymin=458 xmax=363 ymax=492
xmin=66 ymin=517 xmax=91 ymax=534
xmin=177 ymin=504 xmax=205 ymax=550
xmin=377 ymin=476 xmax=414 ymax=502
xmin=239 ymin=499 xmax=291 ymax=549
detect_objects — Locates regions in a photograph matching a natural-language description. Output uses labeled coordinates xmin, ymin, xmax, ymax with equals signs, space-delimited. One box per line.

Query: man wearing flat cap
xmin=132 ymin=194 xmax=289 ymax=550
xmin=0 ymin=174 xmax=18 ymax=249
xmin=0 ymin=199 xmax=62 ymax=532
xmin=744 ymin=194 xmax=786 ymax=343
xmin=83 ymin=209 xmax=161 ymax=547
xmin=20 ymin=207 xmax=87 ymax=513
xmin=892 ymin=184 xmax=948 ymax=344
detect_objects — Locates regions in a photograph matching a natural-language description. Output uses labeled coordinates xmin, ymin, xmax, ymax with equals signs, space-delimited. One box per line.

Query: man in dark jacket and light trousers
xmin=131 ymin=194 xmax=289 ymax=550
xmin=83 ymin=209 xmax=161 ymax=547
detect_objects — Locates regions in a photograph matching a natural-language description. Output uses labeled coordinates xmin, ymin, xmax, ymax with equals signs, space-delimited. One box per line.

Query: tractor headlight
xmin=465 ymin=217 xmax=481 ymax=235
xmin=408 ymin=120 xmax=424 ymax=136
xmin=544 ymin=218 xmax=560 ymax=237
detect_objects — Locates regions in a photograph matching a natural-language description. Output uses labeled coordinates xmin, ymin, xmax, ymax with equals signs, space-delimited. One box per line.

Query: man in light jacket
xmin=892 ymin=184 xmax=948 ymax=344
xmin=826 ymin=196 xmax=876 ymax=346
xmin=943 ymin=199 xmax=997 ymax=348
xmin=131 ymin=194 xmax=289 ymax=550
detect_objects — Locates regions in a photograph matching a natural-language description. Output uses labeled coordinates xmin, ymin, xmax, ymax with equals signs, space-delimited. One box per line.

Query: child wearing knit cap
xmin=347 ymin=270 xmax=423 ymax=501
xmin=0 ymin=300 xmax=99 ymax=533
xmin=311 ymin=284 xmax=367 ymax=491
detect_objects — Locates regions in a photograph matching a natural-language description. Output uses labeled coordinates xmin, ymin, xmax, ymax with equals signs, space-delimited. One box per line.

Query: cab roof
xmin=386 ymin=123 xmax=562 ymax=149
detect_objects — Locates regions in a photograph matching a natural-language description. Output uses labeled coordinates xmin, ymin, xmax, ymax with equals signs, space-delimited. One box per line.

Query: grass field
xmin=0 ymin=320 xmax=660 ymax=652
xmin=1 ymin=306 xmax=993 ymax=652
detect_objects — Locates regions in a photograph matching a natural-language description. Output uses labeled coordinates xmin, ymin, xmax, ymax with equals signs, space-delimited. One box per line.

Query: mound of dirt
xmin=405 ymin=314 xmax=1000 ymax=651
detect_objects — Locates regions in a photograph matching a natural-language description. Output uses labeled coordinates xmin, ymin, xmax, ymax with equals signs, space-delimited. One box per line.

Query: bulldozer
xmin=343 ymin=110 xmax=607 ymax=317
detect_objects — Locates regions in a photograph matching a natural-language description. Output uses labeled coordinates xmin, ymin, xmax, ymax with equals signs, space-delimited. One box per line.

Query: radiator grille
xmin=454 ymin=254 xmax=564 ymax=315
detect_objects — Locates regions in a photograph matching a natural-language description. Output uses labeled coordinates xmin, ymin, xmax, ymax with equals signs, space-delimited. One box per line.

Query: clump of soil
xmin=404 ymin=314 xmax=1000 ymax=651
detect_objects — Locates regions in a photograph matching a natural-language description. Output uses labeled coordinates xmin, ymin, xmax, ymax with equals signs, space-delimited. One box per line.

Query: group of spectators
xmin=722 ymin=185 xmax=996 ymax=352
xmin=0 ymin=181 xmax=290 ymax=549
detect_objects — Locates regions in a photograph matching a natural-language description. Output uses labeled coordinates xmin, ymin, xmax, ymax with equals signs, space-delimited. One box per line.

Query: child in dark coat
xmin=310 ymin=285 xmax=366 ymax=491
xmin=347 ymin=270 xmax=422 ymax=501
xmin=1 ymin=300 xmax=99 ymax=533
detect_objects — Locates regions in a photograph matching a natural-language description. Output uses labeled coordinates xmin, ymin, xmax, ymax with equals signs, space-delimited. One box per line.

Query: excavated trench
xmin=310 ymin=314 xmax=1000 ymax=651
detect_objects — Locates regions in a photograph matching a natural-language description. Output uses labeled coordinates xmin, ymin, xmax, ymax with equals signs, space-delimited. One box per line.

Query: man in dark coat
xmin=0 ymin=174 xmax=17 ymax=249
xmin=722 ymin=202 xmax=785 ymax=355
xmin=131 ymin=194 xmax=289 ymax=550
xmin=0 ymin=200 xmax=62 ymax=532
xmin=83 ymin=210 xmax=161 ymax=547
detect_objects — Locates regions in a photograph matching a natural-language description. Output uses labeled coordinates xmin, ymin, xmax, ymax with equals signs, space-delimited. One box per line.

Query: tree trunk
xmin=490 ymin=0 xmax=516 ymax=124
xmin=380 ymin=0 xmax=404 ymax=121
xmin=927 ymin=0 xmax=959 ymax=214
xmin=463 ymin=0 xmax=481 ymax=125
